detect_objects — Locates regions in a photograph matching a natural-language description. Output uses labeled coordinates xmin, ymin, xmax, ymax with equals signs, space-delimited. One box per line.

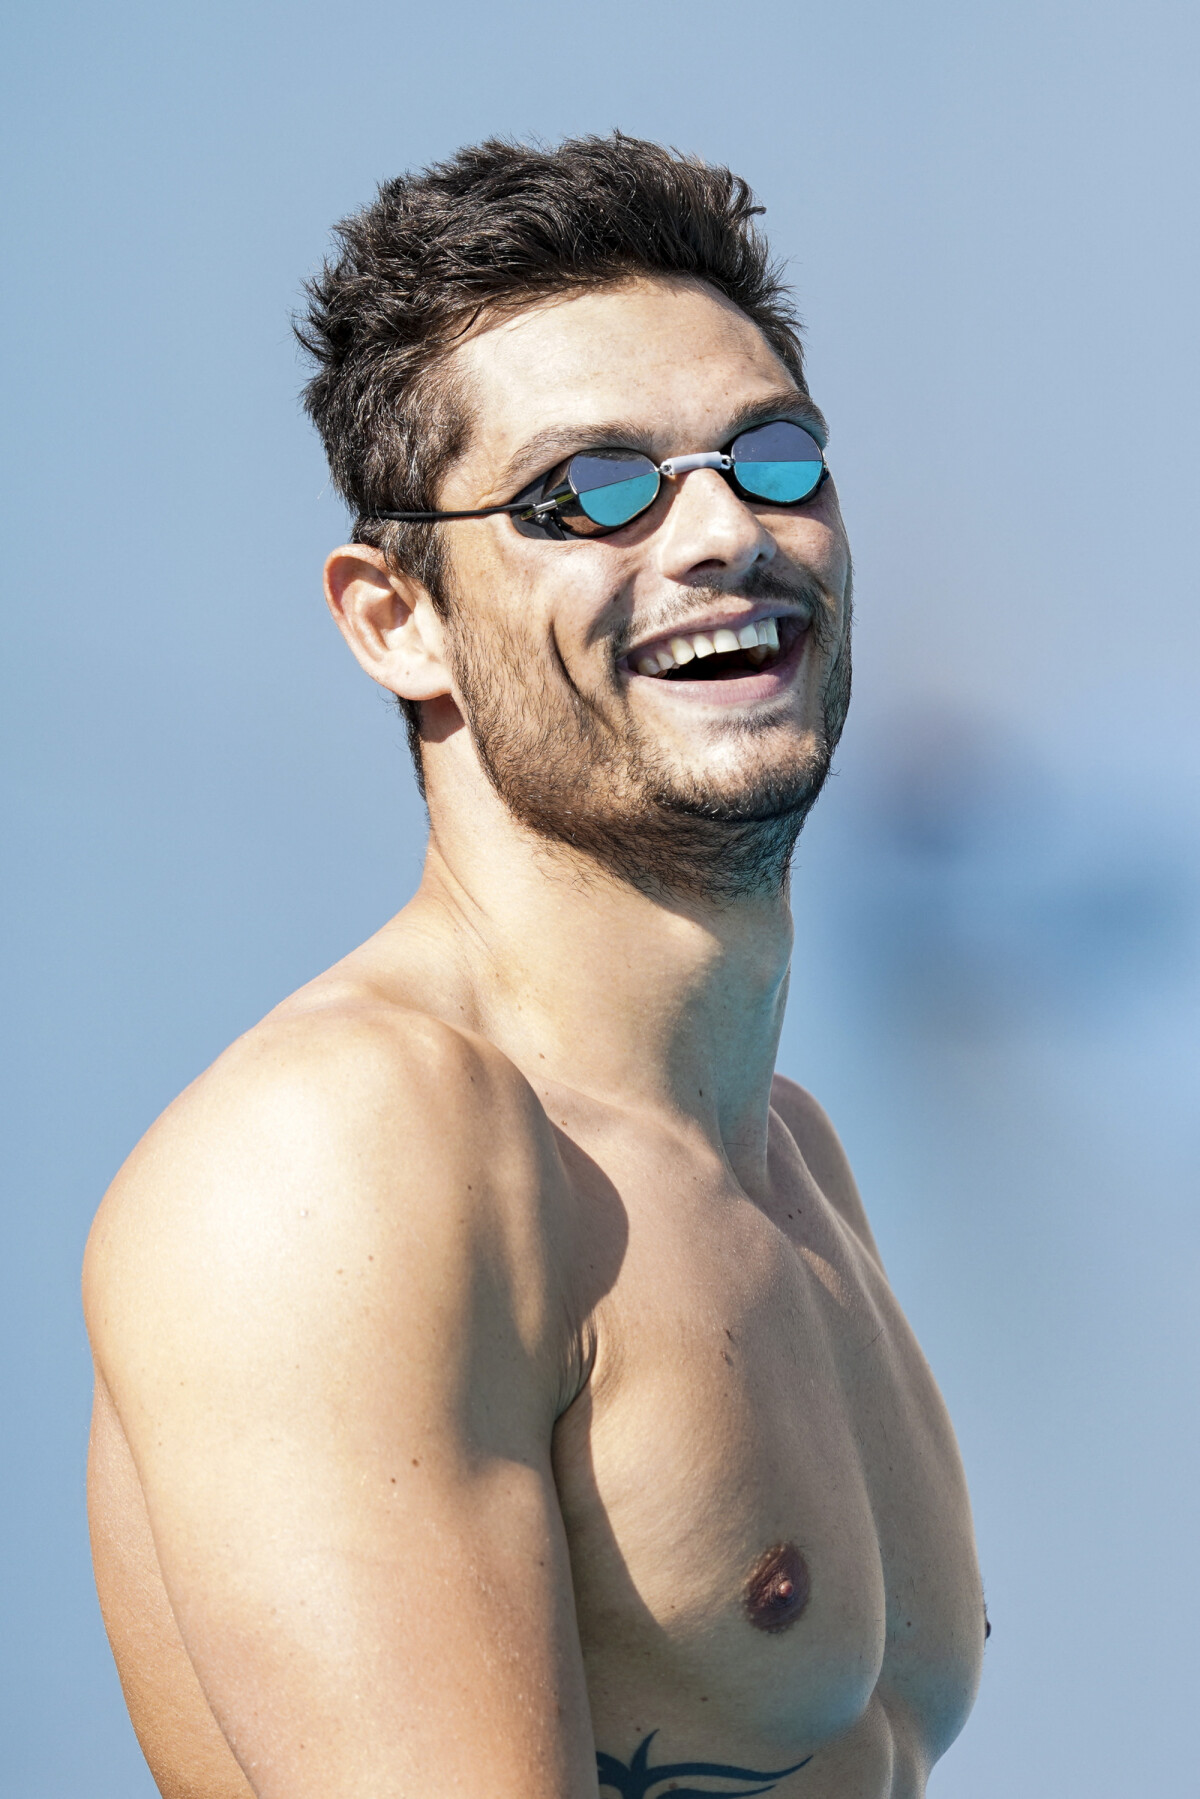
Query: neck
xmin=396 ymin=790 xmax=795 ymax=1184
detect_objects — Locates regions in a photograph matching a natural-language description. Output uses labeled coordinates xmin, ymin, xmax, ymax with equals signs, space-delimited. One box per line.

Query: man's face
xmin=431 ymin=277 xmax=853 ymax=900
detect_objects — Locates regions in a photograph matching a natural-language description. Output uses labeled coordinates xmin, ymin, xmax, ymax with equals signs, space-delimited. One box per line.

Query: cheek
xmin=461 ymin=535 xmax=625 ymax=683
xmin=444 ymin=535 xmax=546 ymax=660
xmin=443 ymin=550 xmax=595 ymax=706
xmin=771 ymin=515 xmax=851 ymax=676
xmin=784 ymin=513 xmax=849 ymax=588
xmin=818 ymin=494 xmax=853 ymax=584
xmin=442 ymin=522 xmax=510 ymax=606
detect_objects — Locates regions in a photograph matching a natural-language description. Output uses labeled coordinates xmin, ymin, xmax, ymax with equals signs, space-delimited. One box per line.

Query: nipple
xmin=743 ymin=1542 xmax=811 ymax=1635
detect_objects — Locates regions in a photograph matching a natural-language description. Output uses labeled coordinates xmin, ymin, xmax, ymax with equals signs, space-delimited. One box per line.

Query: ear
xmin=323 ymin=544 xmax=452 ymax=702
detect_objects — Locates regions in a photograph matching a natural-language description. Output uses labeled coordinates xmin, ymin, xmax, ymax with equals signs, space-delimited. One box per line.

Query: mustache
xmin=609 ymin=565 xmax=833 ymax=660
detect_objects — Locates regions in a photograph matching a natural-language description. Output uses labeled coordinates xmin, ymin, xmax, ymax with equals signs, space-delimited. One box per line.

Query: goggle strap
xmin=373 ymin=501 xmax=535 ymax=523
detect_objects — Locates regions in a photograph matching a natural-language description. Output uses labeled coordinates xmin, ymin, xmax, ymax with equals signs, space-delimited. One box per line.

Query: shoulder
xmin=769 ymin=1074 xmax=884 ymax=1265
xmin=85 ymin=999 xmax=579 ymax=1405
xmin=87 ymin=998 xmax=559 ymax=1249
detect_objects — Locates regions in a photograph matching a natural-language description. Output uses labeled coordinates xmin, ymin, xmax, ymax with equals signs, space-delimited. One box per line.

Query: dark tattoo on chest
xmin=596 ymin=1730 xmax=811 ymax=1798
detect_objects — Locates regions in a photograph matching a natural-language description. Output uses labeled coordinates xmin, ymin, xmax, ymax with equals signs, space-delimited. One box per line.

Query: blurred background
xmin=2 ymin=1 xmax=1197 ymax=1792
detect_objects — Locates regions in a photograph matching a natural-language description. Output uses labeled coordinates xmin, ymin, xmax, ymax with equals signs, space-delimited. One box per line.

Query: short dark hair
xmin=297 ymin=133 xmax=808 ymax=768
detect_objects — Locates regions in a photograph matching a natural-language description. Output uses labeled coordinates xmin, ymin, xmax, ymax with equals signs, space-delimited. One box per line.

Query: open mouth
xmin=627 ymin=615 xmax=802 ymax=683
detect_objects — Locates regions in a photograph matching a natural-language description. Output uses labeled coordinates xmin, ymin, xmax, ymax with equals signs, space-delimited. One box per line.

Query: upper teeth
xmin=634 ymin=616 xmax=781 ymax=677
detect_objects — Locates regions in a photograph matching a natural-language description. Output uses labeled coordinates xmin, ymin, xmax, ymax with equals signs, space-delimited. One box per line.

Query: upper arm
xmin=770 ymin=1074 xmax=885 ymax=1268
xmin=85 ymin=1011 xmax=598 ymax=1799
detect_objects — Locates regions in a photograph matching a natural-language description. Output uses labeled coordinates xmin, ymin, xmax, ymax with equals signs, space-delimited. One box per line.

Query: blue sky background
xmin=3 ymin=2 xmax=1198 ymax=1794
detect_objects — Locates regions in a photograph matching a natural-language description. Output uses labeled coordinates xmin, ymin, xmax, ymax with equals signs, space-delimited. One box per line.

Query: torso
xmin=90 ymin=1044 xmax=983 ymax=1799
xmin=551 ymin=1086 xmax=983 ymax=1797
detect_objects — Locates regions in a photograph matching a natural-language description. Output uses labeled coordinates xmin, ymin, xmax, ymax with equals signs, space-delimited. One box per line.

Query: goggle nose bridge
xmin=657 ymin=450 xmax=734 ymax=479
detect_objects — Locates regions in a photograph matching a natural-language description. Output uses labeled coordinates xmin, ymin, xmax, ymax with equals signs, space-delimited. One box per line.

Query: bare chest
xmin=551 ymin=1139 xmax=984 ymax=1787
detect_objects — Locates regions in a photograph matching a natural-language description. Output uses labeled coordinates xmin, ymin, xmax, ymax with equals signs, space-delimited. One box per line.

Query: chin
xmin=652 ymin=733 xmax=831 ymax=822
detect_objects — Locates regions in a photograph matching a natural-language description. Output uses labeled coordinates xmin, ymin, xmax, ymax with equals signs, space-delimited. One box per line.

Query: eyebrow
xmin=491 ymin=389 xmax=830 ymax=499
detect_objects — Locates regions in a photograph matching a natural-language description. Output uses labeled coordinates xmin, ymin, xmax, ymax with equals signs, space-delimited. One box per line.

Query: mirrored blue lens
xmin=731 ymin=420 xmax=825 ymax=504
xmin=570 ymin=454 xmax=660 ymax=529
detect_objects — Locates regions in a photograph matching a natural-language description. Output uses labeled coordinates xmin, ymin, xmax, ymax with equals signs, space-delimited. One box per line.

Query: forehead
xmin=448 ymin=277 xmax=801 ymax=477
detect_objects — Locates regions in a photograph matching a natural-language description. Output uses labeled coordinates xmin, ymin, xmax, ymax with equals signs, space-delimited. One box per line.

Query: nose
xmin=653 ymin=465 xmax=777 ymax=586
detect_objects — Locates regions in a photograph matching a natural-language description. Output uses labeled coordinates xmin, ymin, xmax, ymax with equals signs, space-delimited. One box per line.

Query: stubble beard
xmin=444 ymin=582 xmax=852 ymax=906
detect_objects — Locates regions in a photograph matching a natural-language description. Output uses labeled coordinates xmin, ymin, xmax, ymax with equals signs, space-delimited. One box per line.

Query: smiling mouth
xmin=628 ymin=614 xmax=803 ymax=682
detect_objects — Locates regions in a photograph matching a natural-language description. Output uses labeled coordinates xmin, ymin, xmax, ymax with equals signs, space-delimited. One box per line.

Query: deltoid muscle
xmin=595 ymin=1731 xmax=812 ymax=1799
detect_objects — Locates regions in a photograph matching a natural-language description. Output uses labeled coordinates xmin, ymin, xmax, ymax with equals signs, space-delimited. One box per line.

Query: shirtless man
xmin=84 ymin=134 xmax=985 ymax=1799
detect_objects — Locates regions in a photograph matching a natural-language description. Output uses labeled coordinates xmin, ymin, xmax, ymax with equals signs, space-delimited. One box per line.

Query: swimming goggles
xmin=373 ymin=418 xmax=827 ymax=541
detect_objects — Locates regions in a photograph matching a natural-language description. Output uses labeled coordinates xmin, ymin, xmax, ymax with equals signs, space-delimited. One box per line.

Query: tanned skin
xmin=84 ymin=277 xmax=985 ymax=1799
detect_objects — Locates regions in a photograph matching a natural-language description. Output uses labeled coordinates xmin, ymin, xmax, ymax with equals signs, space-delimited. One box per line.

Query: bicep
xmin=88 ymin=1040 xmax=597 ymax=1799
xmin=143 ymin=1407 xmax=593 ymax=1799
